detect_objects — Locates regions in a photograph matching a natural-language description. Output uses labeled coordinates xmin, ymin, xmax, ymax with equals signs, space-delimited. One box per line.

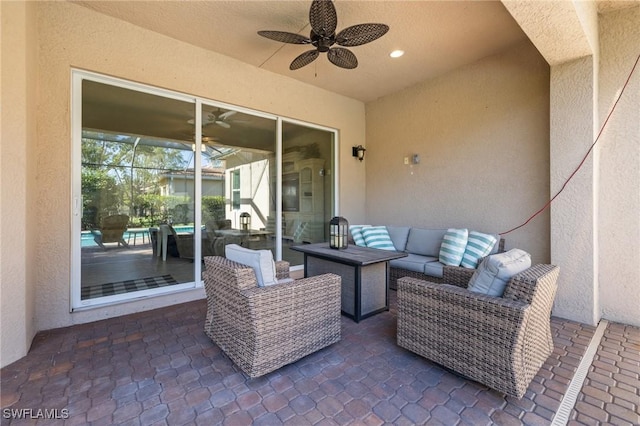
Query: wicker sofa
xmin=203 ymin=256 xmax=342 ymax=378
xmin=350 ymin=226 xmax=504 ymax=289
xmin=397 ymin=263 xmax=559 ymax=398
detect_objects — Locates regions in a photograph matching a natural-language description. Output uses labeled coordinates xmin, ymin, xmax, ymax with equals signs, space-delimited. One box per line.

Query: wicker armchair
xmin=397 ymin=263 xmax=559 ymax=398
xmin=203 ymin=256 xmax=342 ymax=378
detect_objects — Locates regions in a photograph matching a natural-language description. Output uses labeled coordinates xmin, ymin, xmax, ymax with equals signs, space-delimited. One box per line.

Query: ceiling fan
xmin=188 ymin=110 xmax=237 ymax=129
xmin=258 ymin=0 xmax=389 ymax=70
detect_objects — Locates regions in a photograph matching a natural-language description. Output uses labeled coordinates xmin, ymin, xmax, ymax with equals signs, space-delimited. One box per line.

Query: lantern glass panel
xmin=329 ymin=217 xmax=348 ymax=249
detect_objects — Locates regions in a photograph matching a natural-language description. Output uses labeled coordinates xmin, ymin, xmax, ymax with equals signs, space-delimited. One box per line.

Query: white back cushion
xmin=225 ymin=244 xmax=277 ymax=287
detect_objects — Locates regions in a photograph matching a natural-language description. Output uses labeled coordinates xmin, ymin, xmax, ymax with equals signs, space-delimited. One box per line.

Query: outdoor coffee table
xmin=291 ymin=243 xmax=407 ymax=322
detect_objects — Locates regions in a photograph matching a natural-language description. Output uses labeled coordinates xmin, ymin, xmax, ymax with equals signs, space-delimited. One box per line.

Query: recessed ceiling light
xmin=390 ymin=50 xmax=405 ymax=58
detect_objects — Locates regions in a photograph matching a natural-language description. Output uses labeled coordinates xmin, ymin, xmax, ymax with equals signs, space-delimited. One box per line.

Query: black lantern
xmin=240 ymin=212 xmax=251 ymax=231
xmin=329 ymin=216 xmax=349 ymax=250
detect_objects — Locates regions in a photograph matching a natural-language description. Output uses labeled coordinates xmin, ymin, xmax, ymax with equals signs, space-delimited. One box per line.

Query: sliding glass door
xmin=198 ymin=104 xmax=277 ymax=257
xmin=281 ymin=122 xmax=335 ymax=265
xmin=71 ymin=71 xmax=337 ymax=310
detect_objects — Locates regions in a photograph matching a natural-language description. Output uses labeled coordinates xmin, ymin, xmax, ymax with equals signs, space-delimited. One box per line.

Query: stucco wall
xmin=0 ymin=1 xmax=38 ymax=368
xmin=33 ymin=1 xmax=365 ymax=331
xmin=364 ymin=41 xmax=550 ymax=264
xmin=550 ymin=56 xmax=599 ymax=325
xmin=598 ymin=7 xmax=640 ymax=327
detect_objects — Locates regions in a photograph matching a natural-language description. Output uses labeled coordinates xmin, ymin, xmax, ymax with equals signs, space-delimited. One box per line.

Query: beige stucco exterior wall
xmin=549 ymin=56 xmax=599 ymax=325
xmin=364 ymin=41 xmax=550 ymax=264
xmin=29 ymin=2 xmax=364 ymax=334
xmin=0 ymin=1 xmax=38 ymax=367
xmin=598 ymin=7 xmax=640 ymax=327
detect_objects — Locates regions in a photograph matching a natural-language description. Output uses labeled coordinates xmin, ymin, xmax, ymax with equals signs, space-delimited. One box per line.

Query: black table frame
xmin=291 ymin=243 xmax=407 ymax=322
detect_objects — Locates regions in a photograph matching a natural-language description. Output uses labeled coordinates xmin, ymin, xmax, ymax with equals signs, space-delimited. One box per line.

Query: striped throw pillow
xmin=439 ymin=228 xmax=469 ymax=266
xmin=362 ymin=226 xmax=396 ymax=250
xmin=460 ymin=231 xmax=498 ymax=269
xmin=349 ymin=225 xmax=370 ymax=246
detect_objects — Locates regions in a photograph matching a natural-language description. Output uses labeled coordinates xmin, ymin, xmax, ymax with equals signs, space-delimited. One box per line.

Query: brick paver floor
xmin=1 ymin=292 xmax=637 ymax=425
xmin=569 ymin=322 xmax=640 ymax=425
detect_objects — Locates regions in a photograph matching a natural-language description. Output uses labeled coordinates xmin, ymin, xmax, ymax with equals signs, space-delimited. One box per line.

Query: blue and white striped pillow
xmin=362 ymin=226 xmax=396 ymax=250
xmin=439 ymin=228 xmax=469 ymax=266
xmin=349 ymin=225 xmax=370 ymax=246
xmin=460 ymin=231 xmax=498 ymax=269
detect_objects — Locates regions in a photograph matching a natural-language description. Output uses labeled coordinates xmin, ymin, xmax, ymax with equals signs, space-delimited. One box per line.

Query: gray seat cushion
xmin=386 ymin=226 xmax=411 ymax=251
xmin=390 ymin=254 xmax=438 ymax=273
xmin=424 ymin=260 xmax=445 ymax=278
xmin=406 ymin=228 xmax=447 ymax=257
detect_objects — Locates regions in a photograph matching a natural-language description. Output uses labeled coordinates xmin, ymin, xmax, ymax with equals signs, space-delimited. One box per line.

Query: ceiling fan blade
xmin=257 ymin=30 xmax=311 ymax=44
xmin=327 ymin=48 xmax=358 ymax=69
xmin=215 ymin=121 xmax=231 ymax=129
xmin=290 ymin=50 xmax=320 ymax=70
xmin=309 ymin=0 xmax=337 ymax=37
xmin=336 ymin=23 xmax=390 ymax=47
xmin=217 ymin=110 xmax=237 ymax=120
xmin=187 ymin=117 xmax=216 ymax=126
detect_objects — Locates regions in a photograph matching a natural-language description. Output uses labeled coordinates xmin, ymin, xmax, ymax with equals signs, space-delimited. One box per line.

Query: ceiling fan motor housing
xmin=311 ymin=32 xmax=334 ymax=52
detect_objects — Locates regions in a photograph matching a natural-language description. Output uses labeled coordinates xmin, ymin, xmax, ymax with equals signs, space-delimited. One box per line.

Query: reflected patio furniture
xmin=156 ymin=224 xmax=225 ymax=262
xmin=214 ymin=228 xmax=272 ymax=249
xmin=91 ymin=214 xmax=130 ymax=249
xmin=126 ymin=227 xmax=149 ymax=245
xmin=206 ymin=220 xmax=241 ymax=246
xmin=397 ymin=263 xmax=560 ymax=399
xmin=203 ymin=255 xmax=341 ymax=378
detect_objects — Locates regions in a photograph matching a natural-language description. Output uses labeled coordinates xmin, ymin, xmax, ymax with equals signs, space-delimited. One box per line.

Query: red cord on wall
xmin=499 ymin=53 xmax=640 ymax=236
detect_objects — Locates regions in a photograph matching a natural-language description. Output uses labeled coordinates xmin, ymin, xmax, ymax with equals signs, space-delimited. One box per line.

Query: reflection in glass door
xmin=199 ymin=104 xmax=277 ymax=258
xmin=78 ymin=79 xmax=197 ymax=305
xmin=73 ymin=71 xmax=337 ymax=310
xmin=281 ymin=122 xmax=335 ymax=266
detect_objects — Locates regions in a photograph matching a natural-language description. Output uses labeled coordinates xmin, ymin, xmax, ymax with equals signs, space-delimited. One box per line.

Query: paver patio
xmin=1 ymin=292 xmax=638 ymax=425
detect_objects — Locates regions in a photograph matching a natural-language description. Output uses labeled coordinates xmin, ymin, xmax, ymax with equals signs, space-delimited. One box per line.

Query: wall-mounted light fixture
xmin=404 ymin=154 xmax=420 ymax=165
xmin=352 ymin=145 xmax=366 ymax=161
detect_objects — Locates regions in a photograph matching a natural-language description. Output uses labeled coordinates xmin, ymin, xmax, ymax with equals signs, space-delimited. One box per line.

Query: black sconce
xmin=352 ymin=145 xmax=366 ymax=161
xmin=240 ymin=212 xmax=251 ymax=231
xmin=329 ymin=216 xmax=349 ymax=250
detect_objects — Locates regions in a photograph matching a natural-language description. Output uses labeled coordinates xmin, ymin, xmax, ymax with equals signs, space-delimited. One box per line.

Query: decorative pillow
xmin=362 ymin=226 xmax=396 ymax=250
xmin=438 ymin=228 xmax=469 ymax=266
xmin=225 ymin=244 xmax=277 ymax=287
xmin=460 ymin=231 xmax=498 ymax=269
xmin=349 ymin=225 xmax=371 ymax=247
xmin=468 ymin=249 xmax=531 ymax=297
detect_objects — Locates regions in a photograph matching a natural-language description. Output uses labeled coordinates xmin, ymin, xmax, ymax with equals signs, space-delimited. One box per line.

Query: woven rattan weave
xmin=203 ymin=256 xmax=342 ymax=378
xmin=397 ymin=263 xmax=559 ymax=398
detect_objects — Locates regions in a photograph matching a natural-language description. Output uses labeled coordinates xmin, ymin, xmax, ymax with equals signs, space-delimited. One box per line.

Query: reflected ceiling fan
xmin=188 ymin=110 xmax=237 ymax=129
xmin=258 ymin=0 xmax=389 ymax=70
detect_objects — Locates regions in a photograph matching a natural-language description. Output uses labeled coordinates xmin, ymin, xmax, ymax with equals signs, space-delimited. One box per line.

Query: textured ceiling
xmin=72 ymin=0 xmax=531 ymax=103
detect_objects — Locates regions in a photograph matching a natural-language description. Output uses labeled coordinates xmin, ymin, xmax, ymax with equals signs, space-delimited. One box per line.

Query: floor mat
xmin=81 ymin=275 xmax=178 ymax=299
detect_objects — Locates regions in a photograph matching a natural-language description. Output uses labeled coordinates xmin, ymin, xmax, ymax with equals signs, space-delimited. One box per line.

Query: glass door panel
xmin=282 ymin=122 xmax=335 ymax=265
xmin=79 ymin=80 xmax=196 ymax=302
xmin=200 ymin=104 xmax=277 ymax=262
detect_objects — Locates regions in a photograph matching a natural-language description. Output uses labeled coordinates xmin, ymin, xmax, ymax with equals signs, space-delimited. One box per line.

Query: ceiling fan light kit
xmin=258 ymin=0 xmax=389 ymax=70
